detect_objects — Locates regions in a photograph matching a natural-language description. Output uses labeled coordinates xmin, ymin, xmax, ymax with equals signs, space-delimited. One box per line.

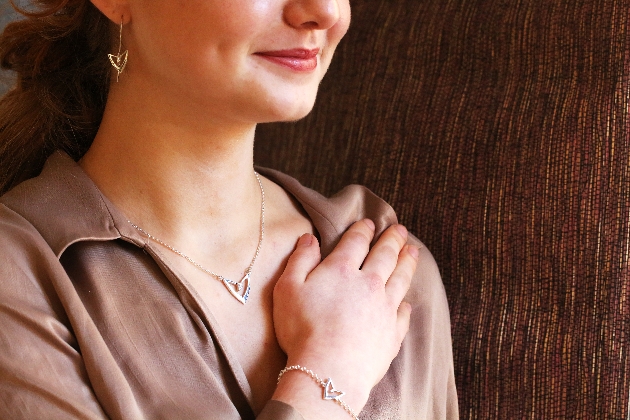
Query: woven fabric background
xmin=254 ymin=0 xmax=630 ymax=418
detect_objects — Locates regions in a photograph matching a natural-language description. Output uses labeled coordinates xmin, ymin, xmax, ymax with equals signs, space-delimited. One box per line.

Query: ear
xmin=89 ymin=0 xmax=131 ymax=24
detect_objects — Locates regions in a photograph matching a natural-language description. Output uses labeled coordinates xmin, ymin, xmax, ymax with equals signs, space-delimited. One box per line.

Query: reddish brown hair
xmin=0 ymin=0 xmax=111 ymax=194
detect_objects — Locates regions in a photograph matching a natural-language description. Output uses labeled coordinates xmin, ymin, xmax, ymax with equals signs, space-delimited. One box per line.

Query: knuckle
xmin=398 ymin=254 xmax=417 ymax=278
xmin=273 ymin=278 xmax=289 ymax=298
xmin=346 ymin=228 xmax=372 ymax=246
xmin=381 ymin=241 xmax=402 ymax=262
xmin=385 ymin=224 xmax=407 ymax=247
xmin=338 ymin=258 xmax=356 ymax=280
xmin=374 ymin=231 xmax=405 ymax=256
xmin=349 ymin=220 xmax=374 ymax=239
xmin=367 ymin=241 xmax=400 ymax=269
xmin=275 ymin=274 xmax=294 ymax=291
xmin=365 ymin=272 xmax=384 ymax=292
xmin=326 ymin=255 xmax=354 ymax=279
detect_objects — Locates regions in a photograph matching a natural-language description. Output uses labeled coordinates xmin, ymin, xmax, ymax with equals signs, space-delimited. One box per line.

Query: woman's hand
xmin=271 ymin=219 xmax=419 ymax=418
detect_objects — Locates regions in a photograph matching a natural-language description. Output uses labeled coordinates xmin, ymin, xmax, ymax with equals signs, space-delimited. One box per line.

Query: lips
xmin=254 ymin=48 xmax=320 ymax=72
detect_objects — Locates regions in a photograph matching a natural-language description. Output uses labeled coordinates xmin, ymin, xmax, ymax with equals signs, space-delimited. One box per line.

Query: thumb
xmin=279 ymin=234 xmax=321 ymax=286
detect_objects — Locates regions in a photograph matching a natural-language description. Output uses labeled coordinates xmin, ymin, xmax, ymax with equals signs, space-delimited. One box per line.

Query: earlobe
xmin=89 ymin=0 xmax=131 ymax=24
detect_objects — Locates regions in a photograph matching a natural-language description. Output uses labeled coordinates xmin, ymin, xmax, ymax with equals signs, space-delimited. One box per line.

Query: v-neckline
xmin=112 ymin=169 xmax=329 ymax=417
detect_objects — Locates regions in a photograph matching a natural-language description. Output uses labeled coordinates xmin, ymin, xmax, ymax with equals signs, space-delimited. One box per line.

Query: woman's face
xmin=125 ymin=0 xmax=351 ymax=123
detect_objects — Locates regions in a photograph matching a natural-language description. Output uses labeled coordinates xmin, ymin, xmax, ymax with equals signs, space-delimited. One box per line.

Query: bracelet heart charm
xmin=323 ymin=378 xmax=346 ymax=400
xmin=277 ymin=365 xmax=358 ymax=419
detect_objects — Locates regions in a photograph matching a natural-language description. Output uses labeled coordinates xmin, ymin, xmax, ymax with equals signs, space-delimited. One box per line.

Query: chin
xmin=279 ymin=106 xmax=315 ymax=122
xmin=257 ymin=97 xmax=317 ymax=123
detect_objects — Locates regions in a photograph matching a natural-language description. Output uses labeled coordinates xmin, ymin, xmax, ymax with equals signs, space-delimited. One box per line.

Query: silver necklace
xmin=128 ymin=172 xmax=265 ymax=304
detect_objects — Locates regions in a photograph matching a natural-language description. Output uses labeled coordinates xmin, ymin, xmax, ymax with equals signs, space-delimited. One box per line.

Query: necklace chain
xmin=128 ymin=172 xmax=265 ymax=304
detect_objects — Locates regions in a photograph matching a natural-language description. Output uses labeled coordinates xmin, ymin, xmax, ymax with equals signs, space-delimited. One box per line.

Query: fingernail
xmin=395 ymin=224 xmax=408 ymax=237
xmin=408 ymin=245 xmax=420 ymax=260
xmin=298 ymin=234 xmax=313 ymax=247
xmin=364 ymin=219 xmax=375 ymax=230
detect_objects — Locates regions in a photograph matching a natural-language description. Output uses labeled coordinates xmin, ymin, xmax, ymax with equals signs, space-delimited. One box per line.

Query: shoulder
xmin=0 ymin=163 xmax=83 ymax=312
xmin=259 ymin=170 xmax=458 ymax=417
xmin=0 ymin=203 xmax=74 ymax=374
xmin=405 ymin=233 xmax=447 ymax=309
xmin=258 ymin=167 xmax=451 ymax=320
xmin=0 ymin=203 xmax=61 ymax=299
xmin=0 ymin=202 xmax=55 ymax=265
xmin=256 ymin=167 xmax=397 ymax=256
xmin=0 ymin=204 xmax=107 ymax=419
xmin=0 ymin=151 xmax=121 ymax=257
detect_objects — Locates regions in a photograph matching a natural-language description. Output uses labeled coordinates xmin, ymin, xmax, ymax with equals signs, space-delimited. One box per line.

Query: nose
xmin=284 ymin=0 xmax=341 ymax=30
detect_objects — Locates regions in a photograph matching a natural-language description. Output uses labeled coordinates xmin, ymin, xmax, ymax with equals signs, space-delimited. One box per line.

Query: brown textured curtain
xmin=254 ymin=0 xmax=630 ymax=418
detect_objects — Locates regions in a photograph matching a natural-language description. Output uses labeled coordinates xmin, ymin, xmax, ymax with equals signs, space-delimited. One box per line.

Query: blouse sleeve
xmin=257 ymin=400 xmax=305 ymax=419
xmin=0 ymin=205 xmax=107 ymax=419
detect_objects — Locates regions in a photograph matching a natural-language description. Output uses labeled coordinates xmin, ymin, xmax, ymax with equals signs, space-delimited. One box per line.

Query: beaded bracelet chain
xmin=277 ymin=365 xmax=359 ymax=420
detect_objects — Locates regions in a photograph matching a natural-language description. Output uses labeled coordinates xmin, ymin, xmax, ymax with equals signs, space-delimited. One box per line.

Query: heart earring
xmin=108 ymin=19 xmax=128 ymax=82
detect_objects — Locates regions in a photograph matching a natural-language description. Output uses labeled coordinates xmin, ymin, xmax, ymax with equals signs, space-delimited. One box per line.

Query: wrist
xmin=284 ymin=352 xmax=373 ymax=405
xmin=273 ymin=359 xmax=370 ymax=419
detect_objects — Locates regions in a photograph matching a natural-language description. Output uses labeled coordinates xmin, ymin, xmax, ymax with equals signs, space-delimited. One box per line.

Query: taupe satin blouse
xmin=0 ymin=151 xmax=458 ymax=419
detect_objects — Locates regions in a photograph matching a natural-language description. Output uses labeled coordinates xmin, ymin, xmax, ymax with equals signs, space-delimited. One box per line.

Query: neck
xmin=80 ymin=79 xmax=262 ymax=255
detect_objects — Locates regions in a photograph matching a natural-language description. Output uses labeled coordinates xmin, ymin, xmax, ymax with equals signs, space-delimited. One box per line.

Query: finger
xmin=385 ymin=245 xmax=419 ymax=304
xmin=395 ymin=301 xmax=412 ymax=345
xmin=277 ymin=234 xmax=322 ymax=287
xmin=361 ymin=224 xmax=408 ymax=282
xmin=323 ymin=219 xmax=375 ymax=269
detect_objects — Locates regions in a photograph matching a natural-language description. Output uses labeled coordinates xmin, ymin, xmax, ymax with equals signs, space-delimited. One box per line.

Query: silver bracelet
xmin=277 ymin=365 xmax=359 ymax=420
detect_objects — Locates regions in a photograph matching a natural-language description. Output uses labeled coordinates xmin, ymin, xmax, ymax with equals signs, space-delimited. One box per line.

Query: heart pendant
xmin=222 ymin=272 xmax=251 ymax=304
xmin=323 ymin=378 xmax=345 ymax=400
xmin=108 ymin=50 xmax=128 ymax=81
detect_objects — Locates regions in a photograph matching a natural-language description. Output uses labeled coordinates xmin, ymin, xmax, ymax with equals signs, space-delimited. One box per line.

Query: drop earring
xmin=108 ymin=19 xmax=128 ymax=82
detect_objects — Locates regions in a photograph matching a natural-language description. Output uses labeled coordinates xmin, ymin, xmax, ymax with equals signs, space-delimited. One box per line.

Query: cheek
xmin=131 ymin=1 xmax=254 ymax=63
xmin=335 ymin=1 xmax=352 ymax=42
xmin=320 ymin=18 xmax=351 ymax=73
xmin=323 ymin=3 xmax=351 ymax=59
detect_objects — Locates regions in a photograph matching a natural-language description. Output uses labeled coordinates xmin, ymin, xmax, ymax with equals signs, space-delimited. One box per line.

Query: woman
xmin=0 ymin=0 xmax=458 ymax=418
